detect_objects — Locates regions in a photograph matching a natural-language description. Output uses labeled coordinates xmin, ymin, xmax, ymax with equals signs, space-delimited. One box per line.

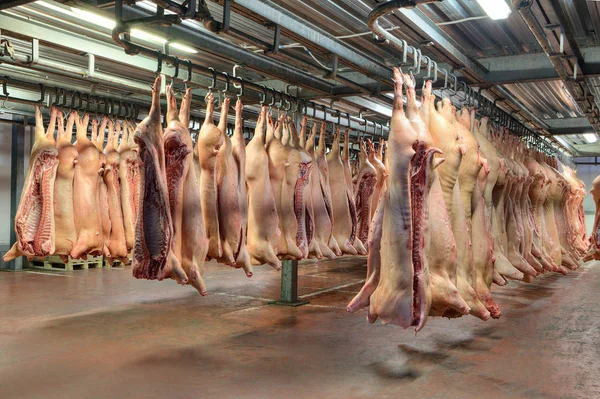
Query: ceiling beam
xmin=395 ymin=7 xmax=488 ymax=81
xmin=545 ymin=117 xmax=593 ymax=135
xmin=479 ymin=48 xmax=600 ymax=84
xmin=0 ymin=0 xmax=37 ymax=10
xmin=232 ymin=0 xmax=393 ymax=80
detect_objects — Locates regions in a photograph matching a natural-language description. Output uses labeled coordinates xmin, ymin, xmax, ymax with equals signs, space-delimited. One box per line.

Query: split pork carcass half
xmin=304 ymin=121 xmax=338 ymax=259
xmin=369 ymin=139 xmax=387 ymax=220
xmin=313 ymin=122 xmax=342 ymax=256
xmin=71 ymin=112 xmax=108 ymax=259
xmin=422 ymin=84 xmax=490 ymax=321
xmin=216 ymin=98 xmax=252 ymax=276
xmin=118 ymin=121 xmax=139 ymax=253
xmin=245 ymin=106 xmax=282 ymax=270
xmin=342 ymin=129 xmax=367 ymax=255
xmin=327 ymin=127 xmax=360 ymax=255
xmin=585 ymin=175 xmax=600 ymax=260
xmin=353 ymin=139 xmax=377 ymax=249
xmin=163 ymin=85 xmax=208 ymax=294
xmin=103 ymin=121 xmax=128 ymax=262
xmin=4 ymin=106 xmax=59 ymax=262
xmin=265 ymin=114 xmax=304 ymax=259
xmin=412 ymin=79 xmax=470 ymax=317
xmin=195 ymin=92 xmax=224 ymax=260
xmin=91 ymin=117 xmax=111 ymax=259
xmin=53 ymin=109 xmax=78 ymax=262
xmin=282 ymin=116 xmax=313 ymax=259
xmin=288 ymin=117 xmax=322 ymax=259
xmin=132 ymin=76 xmax=187 ymax=284
xmin=474 ymin=118 xmax=524 ymax=283
xmin=350 ymin=68 xmax=440 ymax=331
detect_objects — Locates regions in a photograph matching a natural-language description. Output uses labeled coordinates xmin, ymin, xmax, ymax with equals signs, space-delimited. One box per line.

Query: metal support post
xmin=269 ymin=260 xmax=309 ymax=307
xmin=5 ymin=123 xmax=25 ymax=270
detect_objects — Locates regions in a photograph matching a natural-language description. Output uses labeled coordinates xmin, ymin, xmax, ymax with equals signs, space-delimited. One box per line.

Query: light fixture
xmin=583 ymin=133 xmax=598 ymax=143
xmin=71 ymin=7 xmax=116 ymax=29
xmin=475 ymin=0 xmax=511 ymax=20
xmin=36 ymin=3 xmax=197 ymax=54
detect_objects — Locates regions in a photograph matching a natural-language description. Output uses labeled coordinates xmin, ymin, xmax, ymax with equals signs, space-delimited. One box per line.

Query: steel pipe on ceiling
xmin=512 ymin=0 xmax=600 ymax=133
xmin=367 ymin=0 xmax=572 ymax=158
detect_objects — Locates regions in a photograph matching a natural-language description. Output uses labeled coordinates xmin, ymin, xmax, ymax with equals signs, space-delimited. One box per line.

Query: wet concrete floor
xmin=1 ymin=257 xmax=599 ymax=399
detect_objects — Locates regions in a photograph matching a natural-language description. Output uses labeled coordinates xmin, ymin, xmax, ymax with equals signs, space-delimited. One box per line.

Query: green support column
xmin=269 ymin=260 xmax=309 ymax=307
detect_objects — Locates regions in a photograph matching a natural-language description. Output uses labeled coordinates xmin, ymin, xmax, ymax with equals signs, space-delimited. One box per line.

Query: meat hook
xmin=259 ymin=84 xmax=267 ymax=106
xmin=237 ymin=77 xmax=244 ymax=99
xmin=205 ymin=67 xmax=217 ymax=99
xmin=183 ymin=59 xmax=192 ymax=88
xmin=169 ymin=57 xmax=180 ymax=85
xmin=155 ymin=52 xmax=163 ymax=76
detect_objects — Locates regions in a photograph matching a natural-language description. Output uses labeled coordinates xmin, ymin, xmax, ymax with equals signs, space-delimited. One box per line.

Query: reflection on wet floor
xmin=0 ymin=259 xmax=599 ymax=398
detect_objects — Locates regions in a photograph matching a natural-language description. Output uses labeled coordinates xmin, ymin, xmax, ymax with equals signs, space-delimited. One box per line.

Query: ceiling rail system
xmin=110 ymin=0 xmax=393 ymax=138
xmin=367 ymin=0 xmax=572 ymax=162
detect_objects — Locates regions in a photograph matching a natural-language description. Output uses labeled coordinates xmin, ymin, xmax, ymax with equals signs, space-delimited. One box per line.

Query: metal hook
xmin=170 ymin=57 xmax=180 ymax=83
xmin=1 ymin=77 xmax=9 ymax=97
xmin=155 ymin=52 xmax=163 ymax=76
xmin=259 ymin=84 xmax=267 ymax=105
xmin=206 ymin=67 xmax=216 ymax=97
xmin=183 ymin=59 xmax=192 ymax=87
xmin=283 ymin=93 xmax=291 ymax=111
xmin=237 ymin=77 xmax=244 ymax=99
xmin=38 ymin=83 xmax=45 ymax=104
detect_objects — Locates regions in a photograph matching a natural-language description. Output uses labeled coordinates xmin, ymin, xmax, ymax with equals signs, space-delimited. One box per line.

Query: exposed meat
xmin=354 ymin=139 xmax=377 ymax=247
xmin=327 ymin=127 xmax=358 ymax=255
xmin=53 ymin=109 xmax=77 ymax=260
xmin=4 ymin=106 xmax=58 ymax=262
xmin=415 ymin=81 xmax=469 ymax=317
xmin=369 ymin=139 xmax=388 ymax=220
xmin=164 ymin=85 xmax=208 ymax=294
xmin=118 ymin=121 xmax=139 ymax=252
xmin=266 ymin=115 xmax=303 ymax=259
xmin=70 ymin=112 xmax=105 ymax=259
xmin=195 ymin=92 xmax=224 ymax=260
xmin=132 ymin=76 xmax=187 ymax=284
xmin=217 ymin=98 xmax=252 ymax=275
xmin=367 ymin=68 xmax=433 ymax=331
xmin=347 ymin=193 xmax=385 ymax=313
xmin=91 ymin=119 xmax=110 ymax=259
xmin=103 ymin=120 xmax=128 ymax=262
xmin=585 ymin=175 xmax=600 ymax=260
xmin=304 ymin=120 xmax=337 ymax=259
xmin=342 ymin=129 xmax=367 ymax=255
xmin=285 ymin=117 xmax=314 ymax=259
xmin=245 ymin=106 xmax=282 ymax=270
xmin=314 ymin=123 xmax=342 ymax=256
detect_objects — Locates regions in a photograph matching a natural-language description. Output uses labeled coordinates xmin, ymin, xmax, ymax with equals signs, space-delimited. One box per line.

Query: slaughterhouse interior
xmin=2 ymin=1 xmax=600 ymax=398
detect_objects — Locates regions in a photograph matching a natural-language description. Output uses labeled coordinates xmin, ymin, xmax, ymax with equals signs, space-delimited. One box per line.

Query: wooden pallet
xmin=30 ymin=255 xmax=103 ymax=271
xmin=103 ymin=258 xmax=128 ymax=268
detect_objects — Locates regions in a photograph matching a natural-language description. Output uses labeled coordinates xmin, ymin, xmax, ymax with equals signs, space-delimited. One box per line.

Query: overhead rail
xmin=366 ymin=0 xmax=572 ymax=162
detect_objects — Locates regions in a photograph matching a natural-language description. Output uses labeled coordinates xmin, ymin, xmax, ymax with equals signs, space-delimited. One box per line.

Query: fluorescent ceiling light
xmin=583 ymin=133 xmax=598 ymax=143
xmin=40 ymin=2 xmax=197 ymax=54
xmin=555 ymin=136 xmax=570 ymax=147
xmin=71 ymin=7 xmax=116 ymax=29
xmin=475 ymin=0 xmax=511 ymax=20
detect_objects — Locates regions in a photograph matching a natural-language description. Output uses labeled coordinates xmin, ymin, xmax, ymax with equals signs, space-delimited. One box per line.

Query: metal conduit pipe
xmin=367 ymin=0 xmax=572 ymax=157
xmin=134 ymin=1 xmax=390 ymax=103
xmin=0 ymin=55 xmax=151 ymax=93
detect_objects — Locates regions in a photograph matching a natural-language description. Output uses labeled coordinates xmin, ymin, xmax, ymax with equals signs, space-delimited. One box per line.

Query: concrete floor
xmin=1 ymin=258 xmax=599 ymax=399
